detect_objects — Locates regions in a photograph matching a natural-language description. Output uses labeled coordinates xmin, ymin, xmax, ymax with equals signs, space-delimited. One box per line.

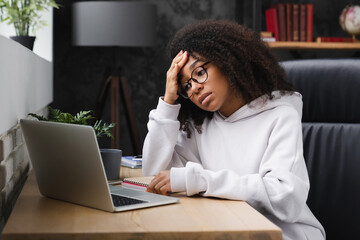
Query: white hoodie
xmin=143 ymin=91 xmax=325 ymax=240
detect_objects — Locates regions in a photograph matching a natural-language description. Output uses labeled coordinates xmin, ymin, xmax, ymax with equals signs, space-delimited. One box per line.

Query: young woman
xmin=142 ymin=19 xmax=325 ymax=240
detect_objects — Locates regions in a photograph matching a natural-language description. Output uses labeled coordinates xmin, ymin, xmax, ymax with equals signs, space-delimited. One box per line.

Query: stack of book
xmin=261 ymin=31 xmax=276 ymax=42
xmin=121 ymin=176 xmax=154 ymax=191
xmin=121 ymin=155 xmax=142 ymax=169
xmin=265 ymin=3 xmax=314 ymax=42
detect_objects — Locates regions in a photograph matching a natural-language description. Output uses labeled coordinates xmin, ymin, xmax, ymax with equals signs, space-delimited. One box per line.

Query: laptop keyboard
xmin=111 ymin=194 xmax=147 ymax=207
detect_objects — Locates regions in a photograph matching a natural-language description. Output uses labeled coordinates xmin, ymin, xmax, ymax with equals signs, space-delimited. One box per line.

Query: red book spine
xmin=276 ymin=4 xmax=287 ymax=41
xmin=306 ymin=4 xmax=314 ymax=42
xmin=316 ymin=37 xmax=354 ymax=42
xmin=292 ymin=4 xmax=299 ymax=41
xmin=266 ymin=8 xmax=280 ymax=41
xmin=286 ymin=3 xmax=293 ymax=41
xmin=299 ymin=4 xmax=307 ymax=42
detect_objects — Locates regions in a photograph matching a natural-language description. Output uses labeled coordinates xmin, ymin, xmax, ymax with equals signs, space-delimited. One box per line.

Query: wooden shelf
xmin=267 ymin=42 xmax=360 ymax=50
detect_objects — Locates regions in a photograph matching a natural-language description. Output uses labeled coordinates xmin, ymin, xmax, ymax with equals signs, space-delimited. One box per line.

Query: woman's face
xmin=178 ymin=54 xmax=245 ymax=117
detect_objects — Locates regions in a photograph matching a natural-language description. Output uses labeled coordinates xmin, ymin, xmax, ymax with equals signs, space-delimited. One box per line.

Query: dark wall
xmin=53 ymin=0 xmax=355 ymax=155
xmin=53 ymin=0 xmax=237 ymax=155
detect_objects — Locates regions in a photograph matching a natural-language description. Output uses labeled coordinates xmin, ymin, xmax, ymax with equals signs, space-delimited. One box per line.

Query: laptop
xmin=20 ymin=119 xmax=179 ymax=212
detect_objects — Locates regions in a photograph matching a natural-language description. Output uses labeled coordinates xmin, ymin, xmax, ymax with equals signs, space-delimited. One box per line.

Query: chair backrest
xmin=281 ymin=59 xmax=360 ymax=240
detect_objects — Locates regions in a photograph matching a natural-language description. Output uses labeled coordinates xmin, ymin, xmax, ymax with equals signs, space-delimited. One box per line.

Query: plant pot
xmin=10 ymin=36 xmax=36 ymax=50
xmin=100 ymin=149 xmax=122 ymax=180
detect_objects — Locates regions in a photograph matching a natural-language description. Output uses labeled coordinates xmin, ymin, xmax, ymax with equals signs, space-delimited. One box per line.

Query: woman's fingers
xmin=167 ymin=51 xmax=188 ymax=82
xmin=170 ymin=50 xmax=185 ymax=69
xmin=157 ymin=182 xmax=171 ymax=196
xmin=177 ymin=51 xmax=188 ymax=69
xmin=164 ymin=51 xmax=188 ymax=104
xmin=147 ymin=176 xmax=161 ymax=193
xmin=168 ymin=51 xmax=188 ymax=77
xmin=147 ymin=171 xmax=171 ymax=195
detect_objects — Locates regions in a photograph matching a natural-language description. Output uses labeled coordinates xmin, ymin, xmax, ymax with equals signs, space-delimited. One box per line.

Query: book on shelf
xmin=121 ymin=155 xmax=142 ymax=169
xmin=265 ymin=8 xmax=280 ymax=41
xmin=299 ymin=4 xmax=307 ymax=42
xmin=261 ymin=32 xmax=276 ymax=42
xmin=306 ymin=4 xmax=314 ymax=42
xmin=316 ymin=37 xmax=354 ymax=42
xmin=292 ymin=3 xmax=299 ymax=41
xmin=262 ymin=37 xmax=276 ymax=42
xmin=260 ymin=31 xmax=273 ymax=38
xmin=275 ymin=3 xmax=287 ymax=41
xmin=122 ymin=176 xmax=154 ymax=191
xmin=285 ymin=3 xmax=293 ymax=41
xmin=265 ymin=3 xmax=314 ymax=42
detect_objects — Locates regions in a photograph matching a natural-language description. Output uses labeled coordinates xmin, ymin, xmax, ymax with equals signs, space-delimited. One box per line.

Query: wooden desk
xmin=2 ymin=172 xmax=281 ymax=240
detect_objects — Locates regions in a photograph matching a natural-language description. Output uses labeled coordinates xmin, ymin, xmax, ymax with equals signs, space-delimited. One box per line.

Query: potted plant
xmin=0 ymin=0 xmax=60 ymax=50
xmin=29 ymin=106 xmax=115 ymax=138
xmin=29 ymin=107 xmax=123 ymax=180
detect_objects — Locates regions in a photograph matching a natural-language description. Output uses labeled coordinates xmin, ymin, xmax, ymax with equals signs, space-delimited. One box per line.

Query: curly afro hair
xmin=167 ymin=19 xmax=295 ymax=137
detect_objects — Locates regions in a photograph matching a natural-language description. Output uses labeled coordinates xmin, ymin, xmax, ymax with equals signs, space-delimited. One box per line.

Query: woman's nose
xmin=190 ymin=80 xmax=203 ymax=95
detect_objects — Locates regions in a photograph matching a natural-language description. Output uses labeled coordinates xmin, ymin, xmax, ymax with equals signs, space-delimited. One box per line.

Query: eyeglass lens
xmin=180 ymin=65 xmax=208 ymax=98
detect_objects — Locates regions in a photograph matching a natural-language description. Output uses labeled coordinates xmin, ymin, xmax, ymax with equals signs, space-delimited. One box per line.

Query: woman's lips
xmin=199 ymin=92 xmax=212 ymax=104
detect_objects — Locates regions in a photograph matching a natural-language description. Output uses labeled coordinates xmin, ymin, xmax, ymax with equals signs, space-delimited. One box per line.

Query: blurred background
xmin=53 ymin=0 xmax=356 ymax=155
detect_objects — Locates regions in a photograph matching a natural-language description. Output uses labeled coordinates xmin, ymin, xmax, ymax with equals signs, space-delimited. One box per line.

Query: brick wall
xmin=0 ymin=107 xmax=47 ymax=233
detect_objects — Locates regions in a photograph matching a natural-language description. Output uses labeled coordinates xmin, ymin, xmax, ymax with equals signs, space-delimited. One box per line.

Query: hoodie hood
xmin=215 ymin=91 xmax=303 ymax=123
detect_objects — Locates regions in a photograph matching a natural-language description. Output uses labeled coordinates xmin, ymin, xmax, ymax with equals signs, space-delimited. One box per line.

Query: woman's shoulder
xmin=262 ymin=91 xmax=303 ymax=119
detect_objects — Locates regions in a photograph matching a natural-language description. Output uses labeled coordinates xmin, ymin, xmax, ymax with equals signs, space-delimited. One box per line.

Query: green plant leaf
xmin=28 ymin=106 xmax=115 ymax=139
xmin=74 ymin=110 xmax=93 ymax=125
xmin=94 ymin=120 xmax=115 ymax=139
xmin=28 ymin=113 xmax=48 ymax=121
xmin=48 ymin=106 xmax=61 ymax=120
xmin=0 ymin=0 xmax=61 ymax=36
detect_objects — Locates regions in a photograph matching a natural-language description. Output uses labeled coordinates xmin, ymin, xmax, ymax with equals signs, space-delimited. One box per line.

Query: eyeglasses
xmin=178 ymin=61 xmax=211 ymax=99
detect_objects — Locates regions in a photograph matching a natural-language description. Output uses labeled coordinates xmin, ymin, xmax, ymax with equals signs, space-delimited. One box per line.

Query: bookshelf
xmin=267 ymin=42 xmax=360 ymax=50
xmin=236 ymin=1 xmax=360 ymax=57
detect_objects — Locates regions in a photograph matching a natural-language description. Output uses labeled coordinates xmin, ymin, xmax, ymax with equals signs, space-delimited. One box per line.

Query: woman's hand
xmin=164 ymin=50 xmax=188 ymax=105
xmin=147 ymin=170 xmax=171 ymax=195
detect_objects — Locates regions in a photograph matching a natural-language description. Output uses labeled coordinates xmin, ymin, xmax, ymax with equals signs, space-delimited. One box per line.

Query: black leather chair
xmin=281 ymin=59 xmax=360 ymax=240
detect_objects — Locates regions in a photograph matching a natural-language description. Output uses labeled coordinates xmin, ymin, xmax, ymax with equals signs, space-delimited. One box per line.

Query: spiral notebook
xmin=122 ymin=176 xmax=154 ymax=191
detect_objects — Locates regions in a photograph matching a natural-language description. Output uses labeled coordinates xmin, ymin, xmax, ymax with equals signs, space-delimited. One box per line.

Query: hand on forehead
xmin=179 ymin=53 xmax=207 ymax=80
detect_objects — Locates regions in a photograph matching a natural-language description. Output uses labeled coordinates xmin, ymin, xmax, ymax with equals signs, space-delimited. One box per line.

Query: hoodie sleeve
xmin=142 ymin=98 xmax=201 ymax=177
xmin=170 ymin=107 xmax=310 ymax=223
